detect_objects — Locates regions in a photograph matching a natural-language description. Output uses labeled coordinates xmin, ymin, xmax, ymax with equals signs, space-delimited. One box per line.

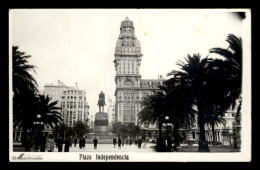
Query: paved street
xmin=13 ymin=143 xmax=239 ymax=152
xmin=53 ymin=143 xmax=156 ymax=152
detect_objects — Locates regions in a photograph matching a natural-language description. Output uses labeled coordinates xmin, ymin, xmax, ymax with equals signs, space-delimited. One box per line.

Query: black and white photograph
xmin=9 ymin=9 xmax=251 ymax=162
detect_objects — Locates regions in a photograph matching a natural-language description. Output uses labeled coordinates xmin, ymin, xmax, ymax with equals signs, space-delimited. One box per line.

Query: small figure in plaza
xmin=129 ymin=139 xmax=132 ymax=146
xmin=97 ymin=91 xmax=106 ymax=113
xmin=135 ymin=139 xmax=138 ymax=145
xmin=57 ymin=137 xmax=64 ymax=152
xmin=166 ymin=137 xmax=173 ymax=152
xmin=113 ymin=137 xmax=117 ymax=148
xmin=82 ymin=137 xmax=86 ymax=149
xmin=64 ymin=137 xmax=70 ymax=152
xmin=40 ymin=135 xmax=46 ymax=152
xmin=118 ymin=138 xmax=122 ymax=149
xmin=69 ymin=137 xmax=73 ymax=147
xmin=93 ymin=137 xmax=98 ymax=149
xmin=74 ymin=138 xmax=77 ymax=147
xmin=79 ymin=137 xmax=84 ymax=149
xmin=47 ymin=135 xmax=55 ymax=152
xmin=122 ymin=139 xmax=125 ymax=147
xmin=137 ymin=137 xmax=142 ymax=149
xmin=24 ymin=136 xmax=32 ymax=152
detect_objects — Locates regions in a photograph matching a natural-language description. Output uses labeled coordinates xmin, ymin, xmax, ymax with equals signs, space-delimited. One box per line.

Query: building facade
xmin=113 ymin=17 xmax=240 ymax=146
xmin=44 ymin=80 xmax=90 ymax=127
xmin=114 ymin=17 xmax=164 ymax=125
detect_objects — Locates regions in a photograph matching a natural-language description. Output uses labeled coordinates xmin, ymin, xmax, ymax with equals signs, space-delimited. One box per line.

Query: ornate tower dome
xmin=115 ymin=17 xmax=142 ymax=56
xmin=120 ymin=17 xmax=134 ymax=30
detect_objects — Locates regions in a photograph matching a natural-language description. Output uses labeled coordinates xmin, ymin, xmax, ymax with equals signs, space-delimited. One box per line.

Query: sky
xmin=10 ymin=9 xmax=248 ymax=117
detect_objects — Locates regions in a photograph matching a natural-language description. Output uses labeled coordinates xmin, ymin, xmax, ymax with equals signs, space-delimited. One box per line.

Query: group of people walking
xmin=24 ymin=135 xmax=145 ymax=151
xmin=24 ymin=134 xmax=89 ymax=152
xmin=112 ymin=137 xmax=143 ymax=149
xmin=74 ymin=137 xmax=86 ymax=149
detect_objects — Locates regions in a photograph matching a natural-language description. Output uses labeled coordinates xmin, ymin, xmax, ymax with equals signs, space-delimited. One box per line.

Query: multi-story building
xmin=107 ymin=96 xmax=115 ymax=124
xmin=113 ymin=17 xmax=240 ymax=146
xmin=114 ymin=17 xmax=164 ymax=125
xmin=44 ymin=80 xmax=90 ymax=127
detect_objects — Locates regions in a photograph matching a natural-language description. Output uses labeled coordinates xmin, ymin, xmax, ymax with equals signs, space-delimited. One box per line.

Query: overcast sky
xmin=10 ymin=9 xmax=248 ymax=116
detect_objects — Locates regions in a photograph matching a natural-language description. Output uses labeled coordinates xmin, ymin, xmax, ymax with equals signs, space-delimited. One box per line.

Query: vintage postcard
xmin=9 ymin=8 xmax=251 ymax=162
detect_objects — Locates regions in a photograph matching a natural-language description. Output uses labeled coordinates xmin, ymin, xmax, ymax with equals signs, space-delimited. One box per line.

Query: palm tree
xmin=138 ymin=88 xmax=168 ymax=151
xmin=13 ymin=46 xmax=38 ymax=95
xmin=168 ymin=54 xmax=212 ymax=152
xmin=210 ymin=34 xmax=242 ymax=149
xmin=163 ymin=81 xmax=196 ymax=151
xmin=13 ymin=90 xmax=39 ymax=145
xmin=36 ymin=94 xmax=63 ymax=128
xmin=138 ymin=89 xmax=167 ymax=141
xmin=13 ymin=46 xmax=39 ymax=145
xmin=204 ymin=109 xmax=227 ymax=145
xmin=209 ymin=34 xmax=242 ymax=115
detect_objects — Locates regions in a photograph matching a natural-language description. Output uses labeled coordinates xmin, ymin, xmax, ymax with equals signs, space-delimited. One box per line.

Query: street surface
xmin=54 ymin=143 xmax=156 ymax=152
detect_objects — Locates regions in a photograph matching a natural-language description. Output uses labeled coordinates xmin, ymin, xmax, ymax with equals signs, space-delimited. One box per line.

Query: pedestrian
xmin=137 ymin=137 xmax=142 ymax=149
xmin=70 ymin=137 xmax=73 ymax=147
xmin=113 ymin=137 xmax=117 ymax=148
xmin=93 ymin=137 xmax=98 ymax=149
xmin=118 ymin=138 xmax=122 ymax=149
xmin=24 ymin=136 xmax=32 ymax=152
xmin=82 ymin=137 xmax=86 ymax=149
xmin=129 ymin=139 xmax=132 ymax=146
xmin=57 ymin=137 xmax=64 ymax=152
xmin=45 ymin=139 xmax=50 ymax=152
xmin=64 ymin=137 xmax=70 ymax=152
xmin=74 ymin=138 xmax=77 ymax=147
xmin=40 ymin=135 xmax=46 ymax=152
xmin=79 ymin=138 xmax=82 ymax=149
xmin=166 ymin=137 xmax=173 ymax=152
xmin=47 ymin=135 xmax=55 ymax=152
xmin=122 ymin=139 xmax=125 ymax=147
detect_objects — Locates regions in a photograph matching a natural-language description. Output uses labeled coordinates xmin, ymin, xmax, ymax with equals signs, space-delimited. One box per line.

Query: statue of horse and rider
xmin=97 ymin=91 xmax=106 ymax=113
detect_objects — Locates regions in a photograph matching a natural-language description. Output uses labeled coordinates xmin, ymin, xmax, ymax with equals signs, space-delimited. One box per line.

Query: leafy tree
xmin=37 ymin=94 xmax=62 ymax=128
xmin=168 ymin=54 xmax=212 ymax=152
xmin=209 ymin=34 xmax=242 ymax=116
xmin=13 ymin=46 xmax=38 ymax=145
xmin=138 ymin=87 xmax=169 ymax=151
xmin=204 ymin=109 xmax=227 ymax=145
xmin=209 ymin=34 xmax=242 ymax=148
xmin=163 ymin=80 xmax=196 ymax=151
xmin=13 ymin=46 xmax=38 ymax=96
xmin=73 ymin=121 xmax=89 ymax=138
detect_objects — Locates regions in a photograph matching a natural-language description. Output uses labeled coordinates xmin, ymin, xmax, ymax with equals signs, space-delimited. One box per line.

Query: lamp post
xmin=163 ymin=116 xmax=172 ymax=139
xmin=33 ymin=114 xmax=43 ymax=152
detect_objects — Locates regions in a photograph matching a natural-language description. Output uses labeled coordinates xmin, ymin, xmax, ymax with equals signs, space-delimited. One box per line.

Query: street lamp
xmin=33 ymin=114 xmax=44 ymax=151
xmin=162 ymin=116 xmax=172 ymax=139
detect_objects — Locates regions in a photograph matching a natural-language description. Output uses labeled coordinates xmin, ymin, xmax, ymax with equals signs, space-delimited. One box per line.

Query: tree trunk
xmin=197 ymin=103 xmax=210 ymax=152
xmin=212 ymin=124 xmax=217 ymax=146
xmin=21 ymin=126 xmax=28 ymax=146
xmin=158 ymin=122 xmax=162 ymax=141
xmin=173 ymin=120 xmax=179 ymax=151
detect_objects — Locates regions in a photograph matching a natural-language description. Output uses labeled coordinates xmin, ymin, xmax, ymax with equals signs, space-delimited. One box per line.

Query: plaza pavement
xmin=54 ymin=143 xmax=156 ymax=152
xmin=13 ymin=143 xmax=240 ymax=152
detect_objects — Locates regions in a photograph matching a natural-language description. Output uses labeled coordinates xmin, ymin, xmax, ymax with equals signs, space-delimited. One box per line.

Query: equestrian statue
xmin=97 ymin=91 xmax=106 ymax=113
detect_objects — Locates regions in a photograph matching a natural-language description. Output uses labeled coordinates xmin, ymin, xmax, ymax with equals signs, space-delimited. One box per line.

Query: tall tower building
xmin=114 ymin=17 xmax=143 ymax=124
xmin=114 ymin=17 xmax=165 ymax=126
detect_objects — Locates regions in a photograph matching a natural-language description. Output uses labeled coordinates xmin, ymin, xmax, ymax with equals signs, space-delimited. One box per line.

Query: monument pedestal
xmin=94 ymin=112 xmax=109 ymax=133
xmin=86 ymin=112 xmax=115 ymax=144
